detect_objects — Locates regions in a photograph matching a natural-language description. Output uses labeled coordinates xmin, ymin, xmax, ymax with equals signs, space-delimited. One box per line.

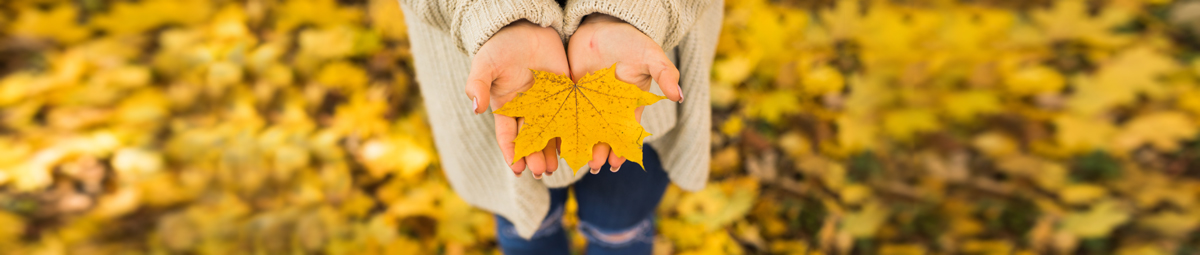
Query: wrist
xmin=500 ymin=19 xmax=559 ymax=38
xmin=504 ymin=19 xmax=539 ymax=30
xmin=580 ymin=13 xmax=625 ymax=27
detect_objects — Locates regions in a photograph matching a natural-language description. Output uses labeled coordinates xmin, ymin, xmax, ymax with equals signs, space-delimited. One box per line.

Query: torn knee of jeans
xmin=500 ymin=205 xmax=566 ymax=239
xmin=577 ymin=217 xmax=654 ymax=248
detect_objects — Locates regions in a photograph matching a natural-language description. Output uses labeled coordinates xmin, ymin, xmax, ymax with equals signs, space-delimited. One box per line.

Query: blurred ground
xmin=1 ymin=0 xmax=1200 ymax=254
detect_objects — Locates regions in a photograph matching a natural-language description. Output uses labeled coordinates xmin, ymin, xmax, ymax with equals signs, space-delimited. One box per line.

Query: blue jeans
xmin=494 ymin=145 xmax=670 ymax=255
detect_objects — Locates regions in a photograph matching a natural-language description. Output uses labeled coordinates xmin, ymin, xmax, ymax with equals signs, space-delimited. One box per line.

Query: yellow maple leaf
xmin=1031 ymin=0 xmax=1133 ymax=47
xmin=942 ymin=90 xmax=1002 ymax=121
xmin=882 ymin=108 xmax=940 ymax=141
xmin=274 ymin=0 xmax=363 ymax=32
xmin=1054 ymin=115 xmax=1117 ymax=154
xmin=777 ymin=131 xmax=811 ymax=158
xmin=743 ymin=90 xmax=801 ymax=124
xmin=1176 ymin=87 xmax=1200 ymax=116
xmin=972 ymin=131 xmax=1019 ymax=157
xmin=112 ymin=148 xmax=165 ymax=180
xmin=494 ymin=65 xmax=666 ymax=171
xmin=836 ymin=115 xmax=878 ymax=153
xmin=713 ymin=55 xmax=757 ymax=85
xmin=1113 ymin=111 xmax=1197 ymax=153
xmin=0 ymin=211 xmax=25 ymax=244
xmin=720 ymin=116 xmax=744 ymax=137
xmin=1068 ymin=46 xmax=1179 ymax=116
xmin=1138 ymin=210 xmax=1200 ymax=238
xmin=801 ymin=65 xmax=845 ymax=95
xmin=9 ymin=4 xmax=91 ymax=44
xmin=1059 ymin=184 xmax=1108 ymax=206
xmin=996 ymin=155 xmax=1069 ymax=191
xmin=294 ymin=26 xmax=379 ymax=71
xmin=368 ymin=0 xmax=408 ymax=41
xmin=879 ymin=243 xmax=927 ymax=255
xmin=938 ymin=8 xmax=1015 ymax=64
xmin=960 ymin=239 xmax=1015 ymax=255
xmin=332 ymin=92 xmax=390 ymax=137
xmin=1003 ymin=65 xmax=1065 ymax=95
xmin=1059 ymin=199 xmax=1131 ymax=238
xmin=316 ymin=61 xmax=369 ymax=90
xmin=821 ymin=0 xmax=866 ymax=41
xmin=842 ymin=201 xmax=890 ymax=238
xmin=674 ymin=178 xmax=759 ymax=231
xmin=90 ymin=0 xmax=213 ymax=36
xmin=358 ymin=134 xmax=433 ymax=179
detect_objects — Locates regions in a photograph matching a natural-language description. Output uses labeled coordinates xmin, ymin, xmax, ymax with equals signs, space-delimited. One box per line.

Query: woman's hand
xmin=567 ymin=14 xmax=683 ymax=174
xmin=467 ymin=20 xmax=568 ymax=179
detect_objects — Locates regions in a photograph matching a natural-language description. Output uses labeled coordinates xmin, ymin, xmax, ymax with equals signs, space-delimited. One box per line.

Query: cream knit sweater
xmin=398 ymin=0 xmax=722 ymax=239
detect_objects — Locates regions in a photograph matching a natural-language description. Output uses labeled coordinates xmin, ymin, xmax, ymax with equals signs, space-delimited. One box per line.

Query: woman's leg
xmin=573 ymin=145 xmax=670 ymax=255
xmin=494 ymin=187 xmax=571 ymax=255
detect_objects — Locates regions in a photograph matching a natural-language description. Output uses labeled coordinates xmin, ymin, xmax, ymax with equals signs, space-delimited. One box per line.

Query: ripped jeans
xmin=495 ymin=145 xmax=669 ymax=255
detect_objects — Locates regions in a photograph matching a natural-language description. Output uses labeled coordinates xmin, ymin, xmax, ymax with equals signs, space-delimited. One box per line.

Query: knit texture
xmin=402 ymin=0 xmax=566 ymax=55
xmin=649 ymin=0 xmax=722 ymax=192
xmin=398 ymin=0 xmax=721 ymax=239
xmin=563 ymin=0 xmax=713 ymax=50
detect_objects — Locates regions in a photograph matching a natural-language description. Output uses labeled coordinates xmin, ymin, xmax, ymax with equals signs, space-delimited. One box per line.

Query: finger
xmin=543 ymin=138 xmax=559 ymax=175
xmin=569 ymin=63 xmax=590 ymax=84
xmin=527 ymin=149 xmax=546 ymax=179
xmin=567 ymin=52 xmax=590 ymax=84
xmin=466 ymin=63 xmax=494 ymax=114
xmin=494 ymin=114 xmax=524 ymax=177
xmin=607 ymin=151 xmax=626 ymax=173
xmin=647 ymin=58 xmax=682 ymax=102
xmin=512 ymin=158 xmax=527 ymax=177
xmin=589 ymin=143 xmax=610 ymax=174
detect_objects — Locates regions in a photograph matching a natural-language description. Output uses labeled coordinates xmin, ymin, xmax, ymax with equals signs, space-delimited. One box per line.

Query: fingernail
xmin=590 ymin=168 xmax=600 ymax=174
xmin=515 ymin=172 xmax=522 ymax=178
xmin=677 ymin=84 xmax=684 ymax=103
xmin=472 ymin=97 xmax=478 ymax=113
xmin=546 ymin=171 xmax=553 ymax=176
xmin=534 ymin=173 xmax=543 ymax=179
xmin=611 ymin=165 xmax=620 ymax=172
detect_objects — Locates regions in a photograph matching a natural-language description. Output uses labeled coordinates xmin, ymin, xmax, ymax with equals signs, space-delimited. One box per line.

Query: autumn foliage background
xmin=3 ymin=0 xmax=1200 ymax=254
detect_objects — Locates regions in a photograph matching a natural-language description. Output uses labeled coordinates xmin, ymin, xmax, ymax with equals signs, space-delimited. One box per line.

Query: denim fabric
xmin=494 ymin=145 xmax=670 ymax=255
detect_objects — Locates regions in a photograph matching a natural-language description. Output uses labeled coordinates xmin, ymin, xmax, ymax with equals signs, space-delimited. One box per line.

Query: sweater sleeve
xmin=562 ymin=0 xmax=714 ymax=50
xmin=398 ymin=0 xmax=566 ymax=55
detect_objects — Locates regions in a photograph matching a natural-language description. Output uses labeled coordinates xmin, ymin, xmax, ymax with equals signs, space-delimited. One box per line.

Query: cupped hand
xmin=567 ymin=14 xmax=683 ymax=174
xmin=466 ymin=20 xmax=568 ymax=179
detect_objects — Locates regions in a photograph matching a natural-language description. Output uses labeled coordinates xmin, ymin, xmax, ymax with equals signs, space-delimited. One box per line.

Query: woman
xmin=397 ymin=0 xmax=721 ymax=253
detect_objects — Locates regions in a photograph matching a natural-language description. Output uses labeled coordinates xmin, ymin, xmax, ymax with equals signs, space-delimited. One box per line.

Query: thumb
xmin=465 ymin=65 xmax=494 ymax=114
xmin=647 ymin=58 xmax=682 ymax=102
